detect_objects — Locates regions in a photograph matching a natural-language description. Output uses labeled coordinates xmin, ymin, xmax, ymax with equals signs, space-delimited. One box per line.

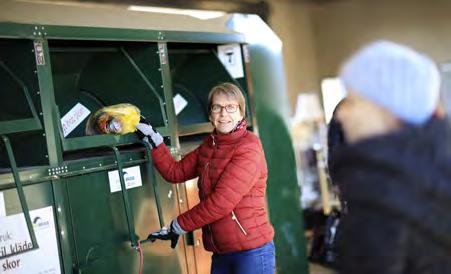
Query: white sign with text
xmin=0 ymin=192 xmax=5 ymax=217
xmin=217 ymin=43 xmax=244 ymax=79
xmin=108 ymin=165 xmax=143 ymax=193
xmin=60 ymin=103 xmax=91 ymax=137
xmin=0 ymin=206 xmax=61 ymax=273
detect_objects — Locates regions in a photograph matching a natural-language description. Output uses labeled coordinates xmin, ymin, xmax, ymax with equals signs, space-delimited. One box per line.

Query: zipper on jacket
xmin=231 ymin=210 xmax=247 ymax=236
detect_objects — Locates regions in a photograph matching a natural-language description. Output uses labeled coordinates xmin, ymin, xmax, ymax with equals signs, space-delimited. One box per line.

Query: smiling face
xmin=209 ymin=92 xmax=244 ymax=135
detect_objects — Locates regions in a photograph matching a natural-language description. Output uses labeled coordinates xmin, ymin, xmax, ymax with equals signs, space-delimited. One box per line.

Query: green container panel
xmin=48 ymin=40 xmax=167 ymax=140
xmin=168 ymin=43 xmax=253 ymax=128
xmin=65 ymin=163 xmax=183 ymax=274
xmin=0 ymin=38 xmax=48 ymax=168
xmin=3 ymin=181 xmax=54 ymax=215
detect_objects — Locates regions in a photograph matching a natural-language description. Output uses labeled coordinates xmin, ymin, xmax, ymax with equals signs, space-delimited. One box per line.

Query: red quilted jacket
xmin=151 ymin=126 xmax=274 ymax=253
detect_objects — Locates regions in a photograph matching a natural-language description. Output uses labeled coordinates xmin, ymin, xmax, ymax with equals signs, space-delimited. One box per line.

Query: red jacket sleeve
xmin=177 ymin=141 xmax=262 ymax=231
xmin=151 ymin=144 xmax=199 ymax=183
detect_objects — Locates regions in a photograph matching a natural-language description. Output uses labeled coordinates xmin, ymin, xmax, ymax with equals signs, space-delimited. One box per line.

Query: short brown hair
xmin=207 ymin=83 xmax=246 ymax=117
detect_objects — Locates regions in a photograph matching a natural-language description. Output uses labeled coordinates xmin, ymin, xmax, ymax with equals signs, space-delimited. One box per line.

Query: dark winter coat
xmin=331 ymin=117 xmax=451 ymax=274
xmin=151 ymin=126 xmax=274 ymax=254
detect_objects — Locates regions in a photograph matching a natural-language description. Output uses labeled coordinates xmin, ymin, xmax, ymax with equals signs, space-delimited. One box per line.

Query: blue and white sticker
xmin=108 ymin=166 xmax=143 ymax=193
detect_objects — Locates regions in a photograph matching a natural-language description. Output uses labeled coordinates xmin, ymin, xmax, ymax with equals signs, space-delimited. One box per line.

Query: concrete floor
xmin=309 ymin=263 xmax=336 ymax=274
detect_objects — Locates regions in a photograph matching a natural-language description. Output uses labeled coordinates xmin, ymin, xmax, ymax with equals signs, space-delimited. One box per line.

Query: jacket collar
xmin=209 ymin=123 xmax=248 ymax=146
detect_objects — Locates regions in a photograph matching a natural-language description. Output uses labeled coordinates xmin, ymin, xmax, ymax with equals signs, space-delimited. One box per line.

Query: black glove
xmin=147 ymin=221 xmax=180 ymax=249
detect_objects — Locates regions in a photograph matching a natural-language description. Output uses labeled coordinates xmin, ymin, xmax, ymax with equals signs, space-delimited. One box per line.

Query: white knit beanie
xmin=340 ymin=40 xmax=441 ymax=125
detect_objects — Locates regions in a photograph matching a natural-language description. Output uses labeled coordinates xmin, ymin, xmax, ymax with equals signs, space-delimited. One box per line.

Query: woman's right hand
xmin=136 ymin=123 xmax=164 ymax=148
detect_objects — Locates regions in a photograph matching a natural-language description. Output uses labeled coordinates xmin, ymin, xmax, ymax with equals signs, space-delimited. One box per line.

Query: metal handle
xmin=110 ymin=142 xmax=167 ymax=247
xmin=0 ymin=135 xmax=39 ymax=259
xmin=141 ymin=140 xmax=164 ymax=229
xmin=111 ymin=146 xmax=138 ymax=248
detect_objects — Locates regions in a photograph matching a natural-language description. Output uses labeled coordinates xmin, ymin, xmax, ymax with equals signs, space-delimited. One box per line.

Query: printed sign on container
xmin=60 ymin=103 xmax=91 ymax=137
xmin=108 ymin=165 xmax=143 ymax=193
xmin=0 ymin=206 xmax=61 ymax=273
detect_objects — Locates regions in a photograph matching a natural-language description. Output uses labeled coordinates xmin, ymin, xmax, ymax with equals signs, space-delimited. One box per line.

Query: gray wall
xmin=267 ymin=0 xmax=451 ymax=113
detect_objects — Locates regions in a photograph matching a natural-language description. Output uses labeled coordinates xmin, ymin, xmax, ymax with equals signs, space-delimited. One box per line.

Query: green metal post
xmin=35 ymin=36 xmax=75 ymax=273
xmin=111 ymin=146 xmax=138 ymax=248
xmin=141 ymin=140 xmax=164 ymax=229
xmin=158 ymin=41 xmax=179 ymax=147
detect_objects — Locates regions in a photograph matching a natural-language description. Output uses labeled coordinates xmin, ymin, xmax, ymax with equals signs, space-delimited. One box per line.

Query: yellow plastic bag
xmin=85 ymin=103 xmax=141 ymax=135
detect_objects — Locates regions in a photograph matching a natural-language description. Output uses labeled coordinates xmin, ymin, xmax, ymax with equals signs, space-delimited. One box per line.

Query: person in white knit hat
xmin=330 ymin=40 xmax=451 ymax=274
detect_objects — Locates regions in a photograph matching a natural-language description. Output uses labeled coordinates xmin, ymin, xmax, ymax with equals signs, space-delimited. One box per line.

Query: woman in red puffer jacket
xmin=136 ymin=83 xmax=275 ymax=274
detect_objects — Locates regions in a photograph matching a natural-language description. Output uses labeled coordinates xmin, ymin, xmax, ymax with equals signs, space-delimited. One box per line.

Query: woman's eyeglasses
xmin=210 ymin=104 xmax=239 ymax=113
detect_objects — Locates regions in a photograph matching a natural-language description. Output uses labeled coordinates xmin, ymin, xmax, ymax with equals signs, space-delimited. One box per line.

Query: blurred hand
xmin=336 ymin=93 xmax=402 ymax=143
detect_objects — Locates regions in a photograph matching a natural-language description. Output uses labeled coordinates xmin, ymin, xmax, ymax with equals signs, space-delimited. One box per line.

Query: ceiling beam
xmin=60 ymin=0 xmax=270 ymax=20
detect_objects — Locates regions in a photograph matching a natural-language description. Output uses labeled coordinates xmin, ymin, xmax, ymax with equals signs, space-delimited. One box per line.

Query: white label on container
xmin=173 ymin=93 xmax=188 ymax=116
xmin=0 ymin=192 xmax=5 ymax=217
xmin=108 ymin=166 xmax=142 ymax=193
xmin=217 ymin=43 xmax=244 ymax=78
xmin=0 ymin=206 xmax=61 ymax=273
xmin=60 ymin=103 xmax=91 ymax=137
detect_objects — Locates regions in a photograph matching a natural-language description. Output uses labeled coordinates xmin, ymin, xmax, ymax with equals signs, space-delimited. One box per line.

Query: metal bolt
xmin=45 ymin=155 xmax=48 ymax=158
xmin=158 ymin=68 xmax=162 ymax=71
xmin=42 ymin=133 xmax=46 ymax=136
xmin=82 ymin=166 xmax=86 ymax=169
xmin=99 ymin=163 xmax=102 ymax=167
xmin=39 ymin=112 xmax=43 ymax=116
xmin=38 ymin=32 xmax=42 ymax=35
xmin=160 ymin=85 xmax=164 ymax=88
xmin=61 ymin=230 xmax=65 ymax=236
xmin=37 ymin=91 xmax=40 ymax=94
xmin=57 ymin=207 xmax=62 ymax=212
xmin=34 ymin=26 xmax=38 ymax=30
xmin=33 ymin=32 xmax=37 ymax=35
xmin=129 ymin=158 xmax=133 ymax=161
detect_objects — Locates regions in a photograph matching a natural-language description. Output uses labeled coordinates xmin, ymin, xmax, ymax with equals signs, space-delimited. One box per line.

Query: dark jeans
xmin=211 ymin=241 xmax=276 ymax=274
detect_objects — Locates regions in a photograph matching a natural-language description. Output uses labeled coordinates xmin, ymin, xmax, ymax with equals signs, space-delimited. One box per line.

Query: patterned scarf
xmin=231 ymin=119 xmax=247 ymax=134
